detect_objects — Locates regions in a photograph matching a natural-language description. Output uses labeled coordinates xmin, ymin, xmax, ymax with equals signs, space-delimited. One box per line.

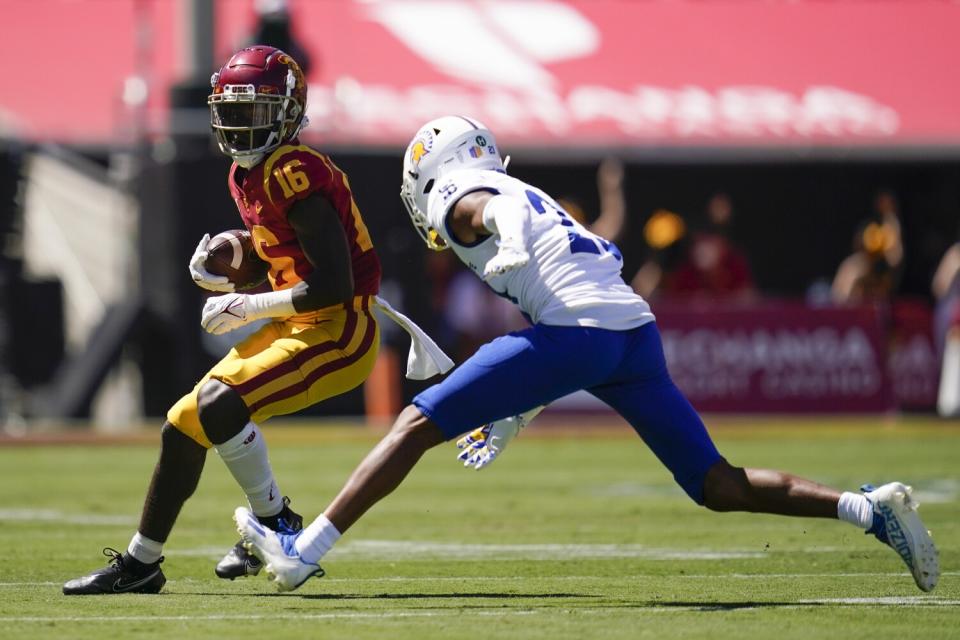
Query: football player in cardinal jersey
xmin=63 ymin=47 xmax=452 ymax=594
xmin=236 ymin=116 xmax=939 ymax=595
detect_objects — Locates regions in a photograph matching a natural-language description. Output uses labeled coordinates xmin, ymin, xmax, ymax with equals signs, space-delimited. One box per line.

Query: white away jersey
xmin=426 ymin=169 xmax=654 ymax=330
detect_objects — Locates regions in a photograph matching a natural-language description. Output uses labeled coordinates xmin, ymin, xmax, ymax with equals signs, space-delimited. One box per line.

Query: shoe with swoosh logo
xmin=63 ymin=548 xmax=165 ymax=595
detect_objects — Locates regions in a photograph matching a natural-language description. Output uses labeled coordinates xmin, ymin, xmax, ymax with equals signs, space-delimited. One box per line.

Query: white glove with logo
xmin=201 ymin=294 xmax=253 ymax=335
xmin=201 ymin=289 xmax=297 ymax=335
xmin=455 ymin=406 xmax=545 ymax=470
xmin=189 ymin=233 xmax=235 ymax=292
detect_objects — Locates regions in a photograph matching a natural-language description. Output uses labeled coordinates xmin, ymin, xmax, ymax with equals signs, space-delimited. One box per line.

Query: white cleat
xmin=862 ymin=482 xmax=940 ymax=592
xmin=233 ymin=506 xmax=323 ymax=592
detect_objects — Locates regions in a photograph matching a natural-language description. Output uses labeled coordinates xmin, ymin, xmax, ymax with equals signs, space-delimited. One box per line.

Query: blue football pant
xmin=413 ymin=322 xmax=722 ymax=504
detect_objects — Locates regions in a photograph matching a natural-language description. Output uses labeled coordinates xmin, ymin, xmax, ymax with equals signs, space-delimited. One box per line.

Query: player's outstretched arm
xmin=201 ymin=194 xmax=354 ymax=334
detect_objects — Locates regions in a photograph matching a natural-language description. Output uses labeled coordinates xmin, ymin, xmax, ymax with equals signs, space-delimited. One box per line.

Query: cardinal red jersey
xmin=227 ymin=142 xmax=381 ymax=312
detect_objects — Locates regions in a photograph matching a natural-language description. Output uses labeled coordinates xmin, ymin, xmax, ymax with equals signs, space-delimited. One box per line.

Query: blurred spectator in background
xmin=249 ymin=0 xmax=313 ymax=75
xmin=423 ymin=250 xmax=459 ymax=349
xmin=933 ymin=230 xmax=960 ymax=417
xmin=445 ymin=272 xmax=523 ymax=362
xmin=832 ymin=189 xmax=904 ymax=305
xmin=668 ymin=193 xmax=756 ymax=302
xmin=558 ymin=157 xmax=626 ymax=242
xmin=931 ymin=231 xmax=960 ymax=356
xmin=631 ymin=209 xmax=688 ymax=299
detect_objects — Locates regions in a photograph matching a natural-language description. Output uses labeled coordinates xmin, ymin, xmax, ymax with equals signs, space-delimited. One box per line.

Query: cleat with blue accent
xmin=234 ymin=506 xmax=323 ymax=592
xmin=861 ymin=482 xmax=940 ymax=592
xmin=216 ymin=496 xmax=302 ymax=580
xmin=63 ymin=548 xmax=165 ymax=595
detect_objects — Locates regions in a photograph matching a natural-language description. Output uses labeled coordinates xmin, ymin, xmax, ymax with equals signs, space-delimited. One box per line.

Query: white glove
xmin=482 ymin=246 xmax=529 ymax=281
xmin=189 ymin=233 xmax=235 ymax=292
xmin=200 ymin=288 xmax=296 ymax=335
xmin=455 ymin=406 xmax=544 ymax=470
xmin=201 ymin=293 xmax=252 ymax=335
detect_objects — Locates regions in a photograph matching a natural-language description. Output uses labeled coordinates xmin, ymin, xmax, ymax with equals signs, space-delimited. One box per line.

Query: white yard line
xmin=328 ymin=540 xmax=766 ymax=560
xmin=0 ymin=509 xmax=135 ymax=526
xmin=799 ymin=597 xmax=960 ymax=606
xmin=323 ymin=571 xmax=959 ymax=582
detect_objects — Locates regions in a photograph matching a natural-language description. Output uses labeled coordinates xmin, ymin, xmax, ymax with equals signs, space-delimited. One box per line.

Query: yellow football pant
xmin=168 ymin=296 xmax=379 ymax=448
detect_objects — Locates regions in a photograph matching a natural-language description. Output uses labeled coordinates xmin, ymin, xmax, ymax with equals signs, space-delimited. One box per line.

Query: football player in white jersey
xmin=236 ymin=116 xmax=939 ymax=593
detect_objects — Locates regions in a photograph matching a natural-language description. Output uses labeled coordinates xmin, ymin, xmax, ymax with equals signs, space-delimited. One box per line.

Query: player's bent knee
xmin=389 ymin=405 xmax=445 ymax=451
xmin=197 ymin=379 xmax=251 ymax=445
xmin=160 ymin=422 xmax=207 ymax=461
xmin=158 ymin=422 xmax=206 ymax=502
xmin=701 ymin=460 xmax=753 ymax=512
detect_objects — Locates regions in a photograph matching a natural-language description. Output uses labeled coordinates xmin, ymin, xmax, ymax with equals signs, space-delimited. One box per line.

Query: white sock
xmin=127 ymin=532 xmax=163 ymax=564
xmin=294 ymin=513 xmax=341 ymax=564
xmin=214 ymin=421 xmax=282 ymax=518
xmin=837 ymin=491 xmax=874 ymax=529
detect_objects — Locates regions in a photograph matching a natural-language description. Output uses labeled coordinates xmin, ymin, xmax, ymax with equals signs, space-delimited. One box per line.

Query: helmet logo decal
xmin=468 ymin=146 xmax=484 ymax=158
xmin=475 ymin=135 xmax=487 ymax=146
xmin=409 ymin=130 xmax=434 ymax=167
xmin=410 ymin=141 xmax=429 ymax=165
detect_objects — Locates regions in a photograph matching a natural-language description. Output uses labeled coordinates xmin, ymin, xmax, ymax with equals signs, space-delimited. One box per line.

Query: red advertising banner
xmin=655 ymin=303 xmax=895 ymax=413
xmin=3 ymin=1 xmax=960 ymax=149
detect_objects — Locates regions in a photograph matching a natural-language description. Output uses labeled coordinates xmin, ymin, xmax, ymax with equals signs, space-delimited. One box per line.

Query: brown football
xmin=204 ymin=229 xmax=269 ymax=290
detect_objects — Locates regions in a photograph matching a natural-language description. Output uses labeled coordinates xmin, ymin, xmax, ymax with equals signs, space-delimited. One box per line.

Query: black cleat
xmin=215 ymin=539 xmax=263 ymax=579
xmin=215 ymin=496 xmax=302 ymax=580
xmin=63 ymin=548 xmax=165 ymax=595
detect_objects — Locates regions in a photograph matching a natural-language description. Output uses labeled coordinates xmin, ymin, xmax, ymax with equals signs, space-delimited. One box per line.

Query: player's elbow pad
xmin=481 ymin=195 xmax=531 ymax=247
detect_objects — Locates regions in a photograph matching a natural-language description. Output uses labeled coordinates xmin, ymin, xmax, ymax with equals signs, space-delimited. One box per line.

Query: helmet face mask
xmin=401 ymin=173 xmax=446 ymax=250
xmin=208 ymin=47 xmax=306 ymax=167
xmin=210 ymin=97 xmax=283 ymax=153
xmin=400 ymin=116 xmax=504 ymax=251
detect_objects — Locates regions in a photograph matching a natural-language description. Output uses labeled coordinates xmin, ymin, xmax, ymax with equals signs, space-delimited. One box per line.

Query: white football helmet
xmin=400 ymin=115 xmax=504 ymax=251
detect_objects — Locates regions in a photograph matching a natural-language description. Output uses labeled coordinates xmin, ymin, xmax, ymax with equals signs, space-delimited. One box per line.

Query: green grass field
xmin=1 ymin=417 xmax=958 ymax=639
